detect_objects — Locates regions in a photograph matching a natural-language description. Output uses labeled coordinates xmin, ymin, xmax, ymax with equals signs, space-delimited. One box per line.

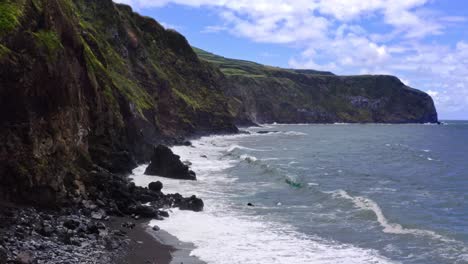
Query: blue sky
xmin=115 ymin=0 xmax=468 ymax=120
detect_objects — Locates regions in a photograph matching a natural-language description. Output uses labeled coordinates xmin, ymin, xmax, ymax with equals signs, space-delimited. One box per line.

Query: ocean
xmin=131 ymin=121 xmax=468 ymax=264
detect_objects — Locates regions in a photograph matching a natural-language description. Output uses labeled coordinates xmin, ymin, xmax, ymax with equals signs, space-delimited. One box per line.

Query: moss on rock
xmin=0 ymin=43 xmax=10 ymax=59
xmin=33 ymin=30 xmax=63 ymax=60
xmin=0 ymin=0 xmax=25 ymax=38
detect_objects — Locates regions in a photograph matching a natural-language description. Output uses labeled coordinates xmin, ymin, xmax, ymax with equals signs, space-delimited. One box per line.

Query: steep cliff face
xmin=0 ymin=0 xmax=438 ymax=205
xmin=195 ymin=49 xmax=439 ymax=124
xmin=0 ymin=0 xmax=236 ymax=204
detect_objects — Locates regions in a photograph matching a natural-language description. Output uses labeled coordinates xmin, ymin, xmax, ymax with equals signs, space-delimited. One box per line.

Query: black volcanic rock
xmin=0 ymin=246 xmax=6 ymax=264
xmin=178 ymin=195 xmax=204 ymax=212
xmin=148 ymin=181 xmax=163 ymax=192
xmin=144 ymin=145 xmax=196 ymax=180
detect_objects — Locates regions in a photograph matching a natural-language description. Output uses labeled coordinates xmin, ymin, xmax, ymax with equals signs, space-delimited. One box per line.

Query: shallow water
xmin=131 ymin=121 xmax=468 ymax=264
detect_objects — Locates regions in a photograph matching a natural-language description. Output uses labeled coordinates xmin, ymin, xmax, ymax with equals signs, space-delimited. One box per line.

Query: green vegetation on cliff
xmin=33 ymin=30 xmax=63 ymax=60
xmin=195 ymin=49 xmax=438 ymax=124
xmin=0 ymin=0 xmax=24 ymax=37
xmin=0 ymin=0 xmax=437 ymax=206
xmin=0 ymin=43 xmax=10 ymax=59
xmin=193 ymin=47 xmax=335 ymax=77
xmin=0 ymin=0 xmax=236 ymax=205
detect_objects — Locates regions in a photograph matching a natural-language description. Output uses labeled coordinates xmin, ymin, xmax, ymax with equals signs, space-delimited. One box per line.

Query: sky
xmin=114 ymin=0 xmax=468 ymax=120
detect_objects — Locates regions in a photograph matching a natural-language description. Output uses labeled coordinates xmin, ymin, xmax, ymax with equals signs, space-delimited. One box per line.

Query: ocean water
xmin=131 ymin=121 xmax=468 ymax=264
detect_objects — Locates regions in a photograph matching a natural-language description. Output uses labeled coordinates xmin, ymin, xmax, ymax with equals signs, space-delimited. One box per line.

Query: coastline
xmin=111 ymin=216 xmax=206 ymax=264
xmin=110 ymin=217 xmax=173 ymax=264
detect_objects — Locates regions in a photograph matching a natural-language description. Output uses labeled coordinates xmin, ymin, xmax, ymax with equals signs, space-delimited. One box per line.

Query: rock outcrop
xmin=144 ymin=145 xmax=196 ymax=180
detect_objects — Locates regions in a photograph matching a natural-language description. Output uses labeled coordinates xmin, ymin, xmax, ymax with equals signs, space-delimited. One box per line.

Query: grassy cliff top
xmin=193 ymin=47 xmax=335 ymax=78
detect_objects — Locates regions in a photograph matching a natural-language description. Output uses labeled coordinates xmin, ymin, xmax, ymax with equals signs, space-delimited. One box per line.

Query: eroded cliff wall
xmin=0 ymin=0 xmax=236 ymax=204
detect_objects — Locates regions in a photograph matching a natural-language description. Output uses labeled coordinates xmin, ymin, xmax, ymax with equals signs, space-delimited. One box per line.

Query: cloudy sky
xmin=114 ymin=0 xmax=467 ymax=120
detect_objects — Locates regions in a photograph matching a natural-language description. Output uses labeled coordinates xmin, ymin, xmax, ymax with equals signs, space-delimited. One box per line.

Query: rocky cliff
xmin=0 ymin=0 xmax=438 ymax=206
xmin=195 ymin=48 xmax=438 ymax=124
xmin=0 ymin=0 xmax=236 ymax=205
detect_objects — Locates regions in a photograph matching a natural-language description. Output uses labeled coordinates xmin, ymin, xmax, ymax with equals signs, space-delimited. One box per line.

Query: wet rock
xmin=247 ymin=203 xmax=254 ymax=207
xmin=121 ymin=222 xmax=135 ymax=229
xmin=68 ymin=237 xmax=82 ymax=247
xmin=148 ymin=181 xmax=163 ymax=192
xmin=182 ymin=141 xmax=192 ymax=146
xmin=16 ymin=251 xmax=34 ymax=264
xmin=0 ymin=246 xmax=6 ymax=264
xmin=63 ymin=219 xmax=81 ymax=230
xmin=158 ymin=210 xmax=169 ymax=218
xmin=104 ymin=236 xmax=120 ymax=250
xmin=152 ymin=225 xmax=160 ymax=231
xmin=144 ymin=145 xmax=196 ymax=180
xmin=82 ymin=200 xmax=98 ymax=210
xmin=178 ymin=195 xmax=204 ymax=212
xmin=91 ymin=210 xmax=106 ymax=220
xmin=39 ymin=225 xmax=54 ymax=237
xmin=133 ymin=205 xmax=158 ymax=218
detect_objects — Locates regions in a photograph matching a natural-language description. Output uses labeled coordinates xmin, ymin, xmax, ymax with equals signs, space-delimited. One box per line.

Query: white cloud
xmin=112 ymin=0 xmax=468 ymax=119
xmin=202 ymin=25 xmax=229 ymax=33
xmin=159 ymin=21 xmax=181 ymax=30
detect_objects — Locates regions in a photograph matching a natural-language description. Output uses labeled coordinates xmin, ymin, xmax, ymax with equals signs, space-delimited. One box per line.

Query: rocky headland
xmin=0 ymin=0 xmax=438 ymax=263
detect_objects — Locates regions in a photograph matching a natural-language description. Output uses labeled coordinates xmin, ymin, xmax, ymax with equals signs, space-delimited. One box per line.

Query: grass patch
xmin=33 ymin=30 xmax=64 ymax=60
xmin=173 ymin=88 xmax=201 ymax=109
xmin=108 ymin=71 xmax=154 ymax=115
xmin=0 ymin=43 xmax=11 ymax=59
xmin=0 ymin=0 xmax=24 ymax=37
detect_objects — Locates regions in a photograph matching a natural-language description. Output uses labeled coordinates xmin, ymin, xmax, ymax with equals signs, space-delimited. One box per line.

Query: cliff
xmin=194 ymin=48 xmax=438 ymax=124
xmin=0 ymin=0 xmax=438 ymax=206
xmin=0 ymin=0 xmax=236 ymax=204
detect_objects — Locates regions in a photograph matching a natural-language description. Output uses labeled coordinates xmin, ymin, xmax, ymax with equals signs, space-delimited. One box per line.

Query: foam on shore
xmin=131 ymin=132 xmax=396 ymax=264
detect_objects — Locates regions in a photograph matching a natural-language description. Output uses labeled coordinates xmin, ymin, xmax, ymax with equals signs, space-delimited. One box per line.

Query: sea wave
xmin=131 ymin=132 xmax=397 ymax=263
xmin=150 ymin=208 xmax=395 ymax=264
xmin=227 ymin=144 xmax=266 ymax=153
xmin=332 ymin=190 xmax=451 ymax=241
xmin=239 ymin=154 xmax=258 ymax=163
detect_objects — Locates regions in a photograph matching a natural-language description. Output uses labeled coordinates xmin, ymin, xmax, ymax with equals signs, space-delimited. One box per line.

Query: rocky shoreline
xmin=0 ymin=144 xmax=205 ymax=264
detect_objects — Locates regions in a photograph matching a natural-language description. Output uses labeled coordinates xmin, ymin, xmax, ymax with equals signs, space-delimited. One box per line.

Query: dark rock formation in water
xmin=148 ymin=181 xmax=163 ymax=192
xmin=145 ymin=145 xmax=196 ymax=180
xmin=194 ymin=49 xmax=439 ymax=125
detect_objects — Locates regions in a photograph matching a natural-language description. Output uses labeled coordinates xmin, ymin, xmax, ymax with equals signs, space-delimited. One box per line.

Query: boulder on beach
xmin=144 ymin=145 xmax=196 ymax=180
xmin=179 ymin=195 xmax=204 ymax=212
xmin=148 ymin=181 xmax=163 ymax=192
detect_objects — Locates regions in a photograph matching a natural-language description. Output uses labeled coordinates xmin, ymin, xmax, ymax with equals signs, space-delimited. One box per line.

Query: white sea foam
xmin=333 ymin=190 xmax=450 ymax=241
xmin=240 ymin=154 xmax=258 ymax=163
xmin=333 ymin=122 xmax=351 ymax=125
xmin=282 ymin=131 xmax=308 ymax=136
xmin=227 ymin=145 xmax=264 ymax=153
xmin=128 ymin=133 xmax=400 ymax=264
xmin=150 ymin=208 xmax=395 ymax=264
